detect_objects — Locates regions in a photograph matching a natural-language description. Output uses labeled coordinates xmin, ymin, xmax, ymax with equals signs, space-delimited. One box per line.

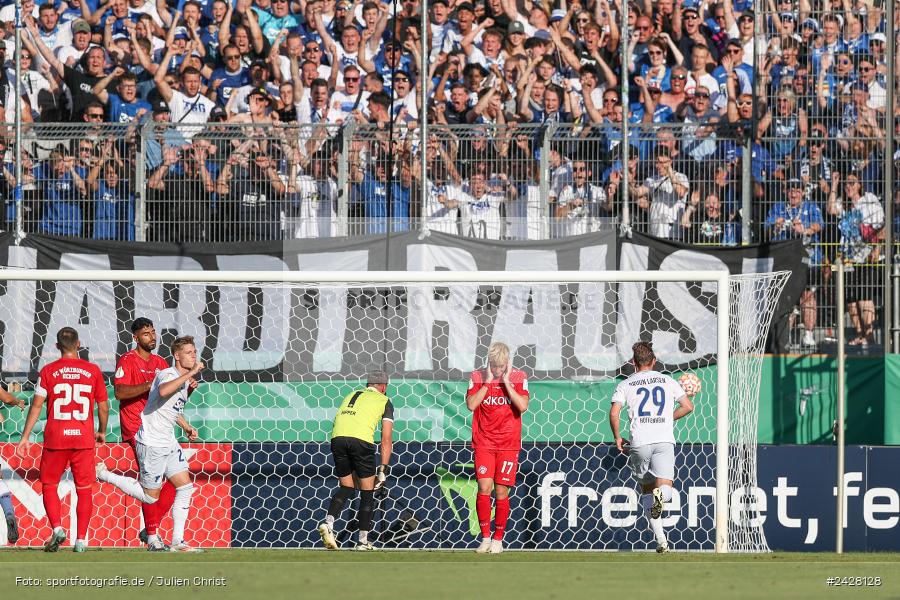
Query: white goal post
xmin=0 ymin=269 xmax=789 ymax=552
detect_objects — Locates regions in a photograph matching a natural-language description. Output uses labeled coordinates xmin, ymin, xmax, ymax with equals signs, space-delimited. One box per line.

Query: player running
xmin=0 ymin=385 xmax=26 ymax=543
xmin=114 ymin=318 xmax=175 ymax=551
xmin=16 ymin=327 xmax=109 ymax=552
xmin=318 ymin=370 xmax=394 ymax=551
xmin=466 ymin=342 xmax=529 ymax=555
xmin=96 ymin=335 xmax=203 ymax=553
xmin=609 ymin=341 xmax=695 ymax=553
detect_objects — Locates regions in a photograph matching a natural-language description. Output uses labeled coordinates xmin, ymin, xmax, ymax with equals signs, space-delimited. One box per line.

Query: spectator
xmin=215 ymin=140 xmax=286 ymax=240
xmin=555 ymin=159 xmax=610 ymax=236
xmin=637 ymin=148 xmax=689 ymax=239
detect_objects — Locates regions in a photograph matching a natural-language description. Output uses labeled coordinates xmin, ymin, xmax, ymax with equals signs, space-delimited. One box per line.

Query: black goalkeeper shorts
xmin=331 ymin=436 xmax=377 ymax=478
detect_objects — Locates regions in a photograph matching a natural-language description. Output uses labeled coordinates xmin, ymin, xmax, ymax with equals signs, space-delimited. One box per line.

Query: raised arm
xmin=25 ymin=17 xmax=65 ymax=77
xmin=154 ymin=47 xmax=177 ymax=103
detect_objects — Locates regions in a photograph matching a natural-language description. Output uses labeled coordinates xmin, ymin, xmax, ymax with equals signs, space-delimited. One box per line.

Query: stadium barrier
xmin=1 ymin=442 xmax=897 ymax=551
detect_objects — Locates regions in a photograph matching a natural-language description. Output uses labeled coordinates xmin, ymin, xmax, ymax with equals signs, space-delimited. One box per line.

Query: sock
xmin=42 ymin=484 xmax=62 ymax=529
xmin=148 ymin=533 xmax=160 ymax=544
xmin=171 ymin=484 xmax=194 ymax=545
xmin=101 ymin=472 xmax=159 ymax=504
xmin=659 ymin=485 xmax=673 ymax=503
xmin=493 ymin=497 xmax=510 ymax=540
xmin=649 ymin=517 xmax=667 ymax=546
xmin=0 ymin=480 xmax=14 ymax=518
xmin=476 ymin=493 xmax=492 ymax=539
xmin=325 ymin=515 xmax=335 ymax=528
xmin=640 ymin=493 xmax=654 ymax=518
xmin=327 ymin=486 xmax=356 ymax=521
xmin=357 ymin=489 xmax=375 ymax=541
xmin=75 ymin=487 xmax=92 ymax=541
xmin=145 ymin=481 xmax=177 ymax=536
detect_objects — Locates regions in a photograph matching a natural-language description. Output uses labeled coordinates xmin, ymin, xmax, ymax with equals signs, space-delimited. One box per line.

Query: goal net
xmin=0 ymin=270 xmax=789 ymax=552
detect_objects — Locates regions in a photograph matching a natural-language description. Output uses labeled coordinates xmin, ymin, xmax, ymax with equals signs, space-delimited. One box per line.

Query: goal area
xmin=0 ymin=269 xmax=790 ymax=552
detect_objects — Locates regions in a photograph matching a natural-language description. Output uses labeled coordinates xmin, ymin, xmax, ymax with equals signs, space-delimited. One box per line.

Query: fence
xmin=0 ymin=116 xmax=894 ymax=353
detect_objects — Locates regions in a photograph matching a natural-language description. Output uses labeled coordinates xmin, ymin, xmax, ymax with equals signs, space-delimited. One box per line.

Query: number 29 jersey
xmin=34 ymin=357 xmax=109 ymax=450
xmin=611 ymin=370 xmax=685 ymax=448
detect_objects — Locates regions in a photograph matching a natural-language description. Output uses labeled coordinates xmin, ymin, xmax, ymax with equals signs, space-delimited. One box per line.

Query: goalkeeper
xmin=318 ymin=370 xmax=394 ymax=551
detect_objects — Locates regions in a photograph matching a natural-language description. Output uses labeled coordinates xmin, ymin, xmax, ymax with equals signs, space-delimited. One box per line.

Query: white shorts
xmin=628 ymin=442 xmax=675 ymax=485
xmin=135 ymin=442 xmax=189 ymax=489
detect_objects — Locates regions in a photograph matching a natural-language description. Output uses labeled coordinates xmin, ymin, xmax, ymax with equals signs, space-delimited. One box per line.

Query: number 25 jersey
xmin=35 ymin=357 xmax=108 ymax=450
xmin=611 ymin=370 xmax=685 ymax=448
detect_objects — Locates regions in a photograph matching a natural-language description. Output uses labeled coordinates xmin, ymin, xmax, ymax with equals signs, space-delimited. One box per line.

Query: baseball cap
xmin=550 ymin=8 xmax=566 ymax=21
xmin=456 ymin=1 xmax=475 ymax=12
xmin=871 ymin=32 xmax=886 ymax=44
xmin=431 ymin=0 xmax=449 ymax=6
xmin=682 ymin=5 xmax=699 ymax=15
xmin=174 ymin=26 xmax=189 ymax=40
xmin=209 ymin=106 xmax=227 ymax=121
xmin=112 ymin=32 xmax=128 ymax=42
xmin=726 ymin=37 xmax=742 ymax=48
xmin=72 ymin=19 xmax=91 ymax=34
xmin=248 ymin=87 xmax=272 ymax=102
xmin=739 ymin=10 xmax=754 ymax=20
xmin=787 ymin=177 xmax=803 ymax=187
xmin=508 ymin=21 xmax=525 ymax=34
xmin=801 ymin=17 xmax=819 ymax=31
xmin=533 ymin=29 xmax=552 ymax=41
xmin=152 ymin=99 xmax=170 ymax=115
xmin=779 ymin=11 xmax=796 ymax=21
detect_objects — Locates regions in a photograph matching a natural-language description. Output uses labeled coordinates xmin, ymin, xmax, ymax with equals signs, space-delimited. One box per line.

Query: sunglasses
xmin=859 ymin=66 xmax=874 ymax=72
xmin=737 ymin=100 xmax=752 ymax=106
xmin=344 ymin=76 xmax=359 ymax=82
xmin=394 ymin=76 xmax=409 ymax=82
xmin=225 ymin=54 xmax=240 ymax=59
xmin=684 ymin=14 xmax=698 ymax=20
xmin=86 ymin=113 xmax=104 ymax=119
xmin=739 ymin=16 xmax=753 ymax=23
xmin=672 ymin=73 xmax=687 ymax=80
xmin=694 ymin=94 xmax=709 ymax=99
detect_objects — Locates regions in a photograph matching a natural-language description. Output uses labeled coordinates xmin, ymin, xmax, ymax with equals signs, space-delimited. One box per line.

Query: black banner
xmin=0 ymin=230 xmax=805 ymax=378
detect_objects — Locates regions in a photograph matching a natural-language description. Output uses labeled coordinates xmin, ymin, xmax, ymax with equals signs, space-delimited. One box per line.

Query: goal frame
xmin=3 ymin=268 xmax=733 ymax=552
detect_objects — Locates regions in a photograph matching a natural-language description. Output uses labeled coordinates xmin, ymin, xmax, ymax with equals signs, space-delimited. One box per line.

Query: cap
xmin=248 ymin=87 xmax=273 ymax=102
xmin=72 ymin=19 xmax=91 ymax=34
xmin=726 ymin=37 xmax=742 ymax=48
xmin=739 ymin=9 xmax=754 ymax=20
xmin=550 ymin=8 xmax=566 ymax=21
xmin=112 ymin=32 xmax=128 ymax=42
xmin=152 ymin=99 xmax=170 ymax=114
xmin=174 ymin=26 xmax=189 ymax=40
xmin=210 ymin=106 xmax=227 ymax=121
xmin=366 ymin=369 xmax=389 ymax=386
xmin=533 ymin=29 xmax=552 ymax=40
xmin=801 ymin=17 xmax=819 ymax=31
xmin=871 ymin=32 xmax=887 ymax=43
xmin=787 ymin=177 xmax=803 ymax=187
xmin=779 ymin=11 xmax=796 ymax=21
xmin=431 ymin=0 xmax=449 ymax=6
xmin=682 ymin=5 xmax=699 ymax=15
xmin=508 ymin=21 xmax=525 ymax=34
xmin=456 ymin=1 xmax=475 ymax=12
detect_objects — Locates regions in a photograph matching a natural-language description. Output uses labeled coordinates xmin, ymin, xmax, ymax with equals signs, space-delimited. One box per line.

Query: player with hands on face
xmin=466 ymin=342 xmax=529 ymax=554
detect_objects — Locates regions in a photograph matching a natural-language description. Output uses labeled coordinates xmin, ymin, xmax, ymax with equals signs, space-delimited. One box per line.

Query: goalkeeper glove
xmin=374 ymin=464 xmax=389 ymax=491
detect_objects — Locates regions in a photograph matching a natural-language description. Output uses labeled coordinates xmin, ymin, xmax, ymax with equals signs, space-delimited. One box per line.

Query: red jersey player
xmin=113 ymin=317 xmax=174 ymax=551
xmin=465 ymin=341 xmax=529 ymax=554
xmin=16 ymin=327 xmax=109 ymax=552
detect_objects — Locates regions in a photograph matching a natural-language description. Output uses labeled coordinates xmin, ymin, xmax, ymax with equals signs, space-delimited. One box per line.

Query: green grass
xmin=0 ymin=549 xmax=898 ymax=600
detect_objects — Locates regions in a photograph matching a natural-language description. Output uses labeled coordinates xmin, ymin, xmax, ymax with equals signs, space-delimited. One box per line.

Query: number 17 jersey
xmin=35 ymin=357 xmax=108 ymax=450
xmin=611 ymin=370 xmax=684 ymax=448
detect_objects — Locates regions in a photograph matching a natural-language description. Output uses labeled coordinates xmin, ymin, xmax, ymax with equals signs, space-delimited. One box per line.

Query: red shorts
xmin=474 ymin=448 xmax=520 ymax=487
xmin=40 ymin=448 xmax=95 ymax=488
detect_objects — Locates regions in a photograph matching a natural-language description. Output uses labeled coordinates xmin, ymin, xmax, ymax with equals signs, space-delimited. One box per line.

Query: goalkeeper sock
xmin=171 ymin=483 xmax=194 ymax=545
xmin=493 ymin=497 xmax=510 ymax=541
xmin=659 ymin=485 xmax=673 ymax=503
xmin=42 ymin=484 xmax=62 ymax=529
xmin=75 ymin=487 xmax=93 ymax=541
xmin=476 ymin=493 xmax=492 ymax=538
xmin=101 ymin=472 xmax=158 ymax=504
xmin=640 ymin=493 xmax=654 ymax=518
xmin=145 ymin=481 xmax=177 ymax=535
xmin=0 ymin=480 xmax=14 ymax=518
xmin=325 ymin=515 xmax=335 ymax=529
xmin=327 ymin=485 xmax=356 ymax=520
xmin=649 ymin=517 xmax=667 ymax=546
xmin=357 ymin=489 xmax=375 ymax=538
xmin=172 ymin=483 xmax=194 ymax=544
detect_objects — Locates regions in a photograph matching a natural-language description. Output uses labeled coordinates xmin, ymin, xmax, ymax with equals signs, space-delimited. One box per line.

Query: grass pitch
xmin=0 ymin=549 xmax=898 ymax=600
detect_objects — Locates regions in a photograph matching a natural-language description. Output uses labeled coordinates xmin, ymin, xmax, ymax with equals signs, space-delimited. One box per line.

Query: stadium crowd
xmin=0 ymin=0 xmax=895 ymax=344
